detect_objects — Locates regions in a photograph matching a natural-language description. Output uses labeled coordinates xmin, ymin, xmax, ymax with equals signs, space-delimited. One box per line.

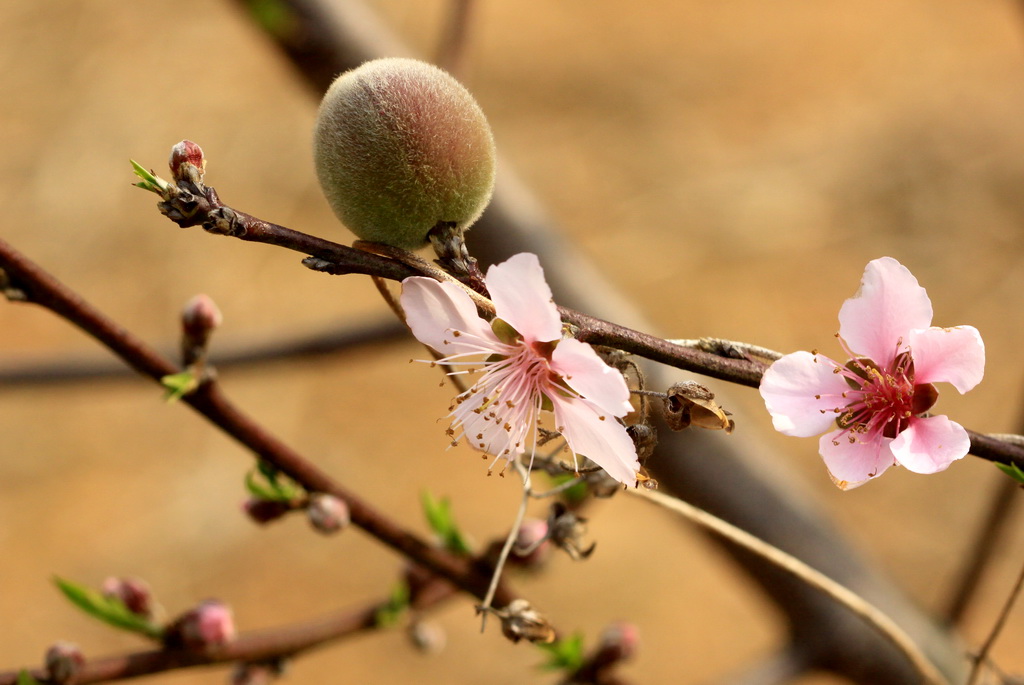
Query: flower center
xmin=825 ymin=347 xmax=938 ymax=443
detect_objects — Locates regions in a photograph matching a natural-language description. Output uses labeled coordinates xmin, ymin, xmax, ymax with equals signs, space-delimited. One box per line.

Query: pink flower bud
xmin=511 ymin=518 xmax=549 ymax=567
xmin=168 ymin=140 xmax=206 ymax=185
xmin=306 ymin=493 xmax=350 ymax=535
xmin=598 ymin=621 xmax=640 ymax=662
xmin=101 ymin=577 xmax=154 ymax=618
xmin=44 ymin=641 xmax=84 ymax=684
xmin=181 ymin=294 xmax=223 ymax=340
xmin=170 ymin=599 xmax=236 ymax=649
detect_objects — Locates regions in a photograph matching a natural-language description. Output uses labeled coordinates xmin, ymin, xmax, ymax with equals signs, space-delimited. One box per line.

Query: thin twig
xmin=631 ymin=488 xmax=951 ymax=685
xmin=0 ymin=582 xmax=459 ymax=685
xmin=141 ymin=180 xmax=1024 ymax=471
xmin=478 ymin=459 xmax=532 ymax=628
xmin=0 ymin=317 xmax=408 ymax=387
xmin=966 ymin=555 xmax=1024 ymax=685
xmin=0 ymin=236 xmax=515 ymax=610
xmin=944 ymin=476 xmax=1021 ymax=624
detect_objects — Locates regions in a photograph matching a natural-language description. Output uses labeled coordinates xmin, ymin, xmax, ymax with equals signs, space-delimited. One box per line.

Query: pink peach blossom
xmin=759 ymin=257 xmax=984 ymax=489
xmin=401 ymin=253 xmax=639 ymax=485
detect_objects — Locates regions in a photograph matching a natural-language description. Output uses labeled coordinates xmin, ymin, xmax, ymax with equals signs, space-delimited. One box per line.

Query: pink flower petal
xmin=759 ymin=351 xmax=854 ymax=438
xmin=838 ymin=257 xmax=933 ymax=365
xmin=551 ymin=395 xmax=639 ymax=485
xmin=890 ymin=415 xmax=969 ymax=474
xmin=818 ymin=429 xmax=895 ymax=489
xmin=908 ymin=326 xmax=985 ymax=394
xmin=401 ymin=277 xmax=497 ymax=354
xmin=485 ymin=253 xmax=562 ymax=343
xmin=550 ymin=339 xmax=633 ymax=416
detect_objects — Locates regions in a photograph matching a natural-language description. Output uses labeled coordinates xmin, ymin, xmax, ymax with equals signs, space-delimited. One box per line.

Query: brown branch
xmin=966 ymin=555 xmax=1024 ymax=685
xmin=142 ymin=182 xmax=1024 ymax=472
xmin=0 ymin=582 xmax=459 ymax=685
xmin=944 ymin=476 xmax=1021 ymax=624
xmin=0 ymin=236 xmax=514 ymax=610
xmin=0 ymin=317 xmax=408 ymax=387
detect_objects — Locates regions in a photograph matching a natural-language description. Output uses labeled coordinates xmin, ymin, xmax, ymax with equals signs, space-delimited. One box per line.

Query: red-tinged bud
xmin=598 ymin=621 xmax=640 ymax=663
xmin=168 ymin=599 xmax=236 ymax=649
xmin=511 ymin=518 xmax=549 ymax=567
xmin=181 ymin=294 xmax=222 ymax=341
xmin=313 ymin=58 xmax=496 ymax=249
xmin=306 ymin=493 xmax=350 ymax=535
xmin=242 ymin=498 xmax=292 ymax=525
xmin=168 ymin=140 xmax=206 ymax=185
xmin=181 ymin=294 xmax=222 ymax=366
xmin=101 ymin=577 xmax=154 ymax=618
xmin=44 ymin=641 xmax=84 ymax=684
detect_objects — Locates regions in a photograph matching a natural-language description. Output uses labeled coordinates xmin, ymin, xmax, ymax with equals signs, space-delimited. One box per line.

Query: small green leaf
xmin=160 ymin=370 xmax=199 ymax=403
xmin=244 ymin=469 xmax=280 ymax=500
xmin=16 ymin=670 xmax=42 ymax=685
xmin=373 ymin=581 xmax=410 ymax=628
xmin=549 ymin=474 xmax=588 ymax=504
xmin=536 ymin=632 xmax=585 ymax=672
xmin=129 ymin=160 xmax=169 ymax=194
xmin=245 ymin=462 xmax=302 ymax=501
xmin=995 ymin=462 xmax=1024 ymax=486
xmin=53 ymin=577 xmax=163 ymax=640
xmin=421 ymin=491 xmax=472 ymax=554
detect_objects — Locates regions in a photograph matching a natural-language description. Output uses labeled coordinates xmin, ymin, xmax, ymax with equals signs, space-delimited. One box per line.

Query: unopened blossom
xmin=169 ymin=599 xmax=236 ymax=649
xmin=759 ymin=257 xmax=984 ymax=489
xmin=400 ymin=253 xmax=639 ymax=485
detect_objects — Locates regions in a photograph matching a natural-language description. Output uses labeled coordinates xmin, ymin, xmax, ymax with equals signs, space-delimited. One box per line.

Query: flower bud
xmin=168 ymin=140 xmax=205 ymax=186
xmin=44 ymin=641 xmax=84 ymax=684
xmin=168 ymin=599 xmax=236 ymax=649
xmin=181 ymin=294 xmax=222 ymax=342
xmin=306 ymin=493 xmax=350 ymax=535
xmin=597 ymin=621 xmax=640 ymax=663
xmin=407 ymin=619 xmax=446 ymax=654
xmin=313 ymin=58 xmax=496 ymax=249
xmin=181 ymin=294 xmax=223 ymax=366
xmin=101 ymin=576 xmax=154 ymax=618
xmin=510 ymin=518 xmax=549 ymax=567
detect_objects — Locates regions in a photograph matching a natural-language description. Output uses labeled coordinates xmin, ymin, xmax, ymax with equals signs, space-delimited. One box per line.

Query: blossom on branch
xmin=400 ymin=253 xmax=639 ymax=485
xmin=759 ymin=257 xmax=985 ymax=489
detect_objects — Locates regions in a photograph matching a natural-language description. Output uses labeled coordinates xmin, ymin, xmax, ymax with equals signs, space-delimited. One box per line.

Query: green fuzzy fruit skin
xmin=313 ymin=58 xmax=497 ymax=249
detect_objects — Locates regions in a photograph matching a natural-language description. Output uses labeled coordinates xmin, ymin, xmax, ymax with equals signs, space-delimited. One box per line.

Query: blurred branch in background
xmin=0 ymin=316 xmax=406 ymax=387
xmin=225 ymin=0 xmax=974 ymax=682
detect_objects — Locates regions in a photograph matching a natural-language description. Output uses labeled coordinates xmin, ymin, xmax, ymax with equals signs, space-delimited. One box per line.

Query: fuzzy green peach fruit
xmin=313 ymin=58 xmax=496 ymax=249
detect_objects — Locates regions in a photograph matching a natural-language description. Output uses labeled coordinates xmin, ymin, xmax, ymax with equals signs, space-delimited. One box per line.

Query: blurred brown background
xmin=2 ymin=1 xmax=1024 ymax=683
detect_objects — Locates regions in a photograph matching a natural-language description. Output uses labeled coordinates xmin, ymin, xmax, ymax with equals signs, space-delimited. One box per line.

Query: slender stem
xmin=478 ymin=460 xmax=531 ymax=626
xmin=0 ymin=236 xmax=514 ymax=608
xmin=965 ymin=555 xmax=1024 ymax=685
xmin=148 ymin=191 xmax=1024 ymax=470
xmin=0 ymin=317 xmax=408 ymax=386
xmin=631 ymin=488 xmax=950 ymax=685
xmin=0 ymin=584 xmax=459 ymax=685
xmin=943 ymin=476 xmax=1020 ymax=624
